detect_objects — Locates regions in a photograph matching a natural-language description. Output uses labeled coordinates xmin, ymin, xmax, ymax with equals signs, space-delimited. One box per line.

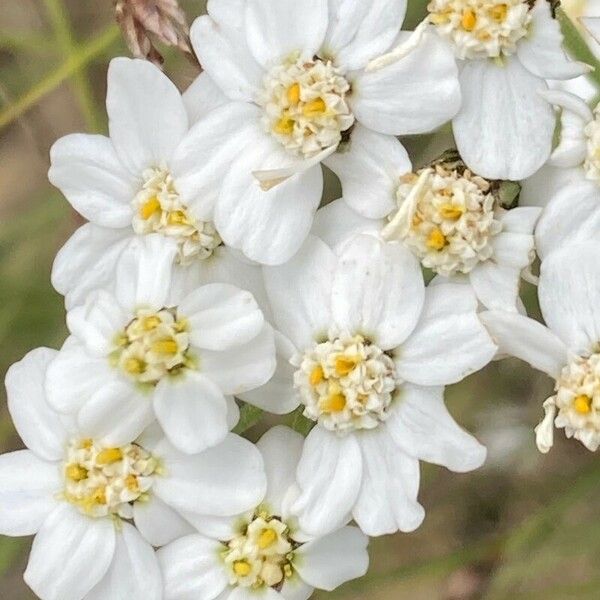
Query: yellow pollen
xmin=287 ymin=83 xmax=301 ymax=105
xmin=439 ymin=203 xmax=465 ymax=220
xmin=125 ymin=474 xmax=140 ymax=492
xmin=167 ymin=210 xmax=188 ymax=226
xmin=140 ymin=197 xmax=161 ymax=220
xmin=462 ymin=9 xmax=477 ymax=31
xmin=173 ymin=319 xmax=188 ymax=333
xmin=152 ymin=339 xmax=179 ymax=355
xmin=143 ymin=316 xmax=161 ymax=331
xmin=96 ymin=448 xmax=123 ymax=465
xmin=80 ymin=439 xmax=93 ymax=449
xmin=233 ymin=561 xmax=252 ymax=577
xmin=335 ymin=355 xmax=361 ymax=376
xmin=125 ymin=358 xmax=146 ymax=375
xmin=66 ymin=464 xmax=88 ymax=482
xmin=426 ymin=227 xmax=448 ymax=250
xmin=490 ymin=3 xmax=508 ymax=21
xmin=574 ymin=394 xmax=593 ymax=415
xmin=303 ymin=98 xmax=327 ymax=117
xmin=258 ymin=528 xmax=278 ymax=549
xmin=275 ymin=114 xmax=295 ymax=135
xmin=310 ymin=365 xmax=325 ymax=386
xmin=322 ymin=392 xmax=347 ymax=413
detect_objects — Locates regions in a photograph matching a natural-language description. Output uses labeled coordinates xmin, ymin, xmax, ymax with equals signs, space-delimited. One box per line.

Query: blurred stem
xmin=0 ymin=33 xmax=55 ymax=54
xmin=0 ymin=538 xmax=28 ymax=578
xmin=287 ymin=406 xmax=315 ymax=437
xmin=43 ymin=0 xmax=101 ymax=131
xmin=0 ymin=25 xmax=119 ymax=133
xmin=557 ymin=7 xmax=600 ymax=89
xmin=233 ymin=403 xmax=263 ymax=435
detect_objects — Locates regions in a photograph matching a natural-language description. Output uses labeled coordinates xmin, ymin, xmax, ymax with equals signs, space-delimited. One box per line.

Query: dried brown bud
xmin=114 ymin=0 xmax=199 ymax=68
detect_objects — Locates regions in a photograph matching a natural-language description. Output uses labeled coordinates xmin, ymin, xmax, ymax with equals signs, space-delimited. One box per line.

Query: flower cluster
xmin=1 ymin=0 xmax=598 ymax=598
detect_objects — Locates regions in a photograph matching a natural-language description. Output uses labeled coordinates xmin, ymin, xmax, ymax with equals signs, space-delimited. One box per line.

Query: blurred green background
xmin=1 ymin=1 xmax=599 ymax=598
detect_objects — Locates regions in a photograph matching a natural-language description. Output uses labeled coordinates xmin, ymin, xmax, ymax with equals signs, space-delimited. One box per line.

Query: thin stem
xmin=0 ymin=25 xmax=120 ymax=132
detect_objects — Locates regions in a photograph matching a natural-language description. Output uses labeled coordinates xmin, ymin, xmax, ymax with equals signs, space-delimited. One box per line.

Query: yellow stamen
xmin=173 ymin=319 xmax=188 ymax=333
xmin=490 ymin=3 xmax=508 ymax=21
xmin=258 ymin=528 xmax=278 ymax=549
xmin=426 ymin=228 xmax=447 ymax=250
xmin=80 ymin=439 xmax=93 ymax=449
xmin=310 ymin=365 xmax=325 ymax=386
xmin=322 ymin=392 xmax=346 ymax=413
xmin=462 ymin=9 xmax=477 ymax=31
xmin=125 ymin=474 xmax=139 ymax=492
xmin=287 ymin=83 xmax=301 ymax=105
xmin=439 ymin=203 xmax=465 ymax=220
xmin=125 ymin=358 xmax=146 ymax=375
xmin=574 ymin=394 xmax=593 ymax=415
xmin=66 ymin=464 xmax=88 ymax=482
xmin=96 ymin=448 xmax=123 ymax=465
xmin=275 ymin=115 xmax=295 ymax=135
xmin=140 ymin=197 xmax=161 ymax=220
xmin=143 ymin=316 xmax=161 ymax=331
xmin=233 ymin=561 xmax=252 ymax=577
xmin=167 ymin=210 xmax=188 ymax=226
xmin=335 ymin=355 xmax=361 ymax=376
xmin=152 ymin=339 xmax=178 ymax=355
xmin=303 ymin=98 xmax=327 ymax=117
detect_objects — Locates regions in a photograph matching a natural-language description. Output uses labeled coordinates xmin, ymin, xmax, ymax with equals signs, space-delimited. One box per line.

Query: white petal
xmin=198 ymin=324 xmax=276 ymax=395
xmin=229 ymin=586 xmax=281 ymax=600
xmin=479 ymin=310 xmax=569 ymax=378
xmin=106 ymin=57 xmax=188 ymax=174
xmin=180 ymin=510 xmax=239 ymax=540
xmin=325 ymin=126 xmax=411 ymax=219
xmin=453 ymin=57 xmax=555 ymax=180
xmin=237 ymin=331 xmax=299 ymax=415
xmin=469 ymin=261 xmax=521 ymax=313
xmin=77 ymin=381 xmax=154 ymax=447
xmin=352 ymin=429 xmax=424 ymax=535
xmin=25 ymin=504 xmax=116 ymax=600
xmin=134 ymin=495 xmax=194 ymax=547
xmin=517 ymin=0 xmax=591 ymax=80
xmin=396 ymin=284 xmax=496 ymax=386
xmin=499 ymin=207 xmax=541 ymax=235
xmin=492 ymin=231 xmax=535 ymax=269
xmin=538 ymin=242 xmax=600 ymax=355
xmin=244 ymin=0 xmax=328 ymax=67
xmin=350 ymin=31 xmax=461 ymax=135
xmin=6 ymin=348 xmax=69 ymax=461
xmin=85 ymin=523 xmax=161 ymax=600
xmin=294 ymin=526 xmax=368 ymax=591
xmin=158 ymin=534 xmax=228 ymax=600
xmin=52 ymin=223 xmax=131 ymax=309
xmin=48 ymin=133 xmax=135 ymax=227
xmin=324 ymin=0 xmax=406 ymax=71
xmin=114 ymin=234 xmax=177 ymax=310
xmin=45 ymin=337 xmax=114 ymax=414
xmin=170 ymin=102 xmax=262 ymax=219
xmin=534 ymin=178 xmax=600 ymax=260
xmin=0 ymin=451 xmax=60 ymax=536
xmin=293 ymin=426 xmax=363 ymax=536
xmin=257 ymin=426 xmax=304 ymax=517
xmin=263 ymin=236 xmax=335 ymax=350
xmin=183 ymin=72 xmax=229 ymax=125
xmin=280 ymin=577 xmax=314 ymax=600
xmin=519 ymin=164 xmax=586 ymax=209
xmin=154 ymin=433 xmax=266 ymax=517
xmin=180 ymin=283 xmax=264 ymax=351
xmin=154 ymin=372 xmax=229 ymax=454
xmin=386 ymin=384 xmax=487 ymax=472
xmin=332 ymin=234 xmax=424 ymax=350
xmin=190 ymin=13 xmax=263 ymax=102
xmin=215 ymin=139 xmax=323 ymax=265
xmin=67 ymin=289 xmax=128 ymax=356
xmin=311 ymin=198 xmax=382 ymax=251
xmin=582 ymin=16 xmax=600 ymax=45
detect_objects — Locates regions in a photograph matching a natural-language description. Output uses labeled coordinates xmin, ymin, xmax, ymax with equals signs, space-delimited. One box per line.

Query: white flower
xmin=158 ymin=426 xmax=369 ymax=599
xmin=378 ymin=0 xmax=589 ymax=180
xmin=49 ymin=56 xmax=266 ymax=309
xmin=0 ymin=347 xmax=266 ymax=600
xmin=45 ymin=235 xmax=276 ymax=455
xmin=253 ymin=232 xmax=495 ymax=536
xmin=186 ymin=0 xmax=461 ymax=263
xmin=481 ymin=241 xmax=600 ymax=452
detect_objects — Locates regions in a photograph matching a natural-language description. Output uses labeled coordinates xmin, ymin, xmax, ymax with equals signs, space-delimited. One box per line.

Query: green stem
xmin=0 ymin=25 xmax=120 ymax=132
xmin=557 ymin=7 xmax=600 ymax=89
xmin=233 ymin=403 xmax=264 ymax=435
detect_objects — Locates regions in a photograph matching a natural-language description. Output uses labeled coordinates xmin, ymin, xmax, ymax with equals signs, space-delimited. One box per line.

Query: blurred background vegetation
xmin=1 ymin=1 xmax=599 ymax=598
